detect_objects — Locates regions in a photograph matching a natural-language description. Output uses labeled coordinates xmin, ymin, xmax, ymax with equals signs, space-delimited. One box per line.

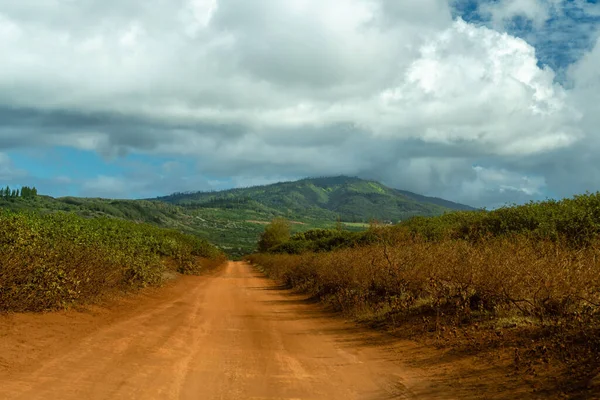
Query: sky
xmin=0 ymin=0 xmax=599 ymax=208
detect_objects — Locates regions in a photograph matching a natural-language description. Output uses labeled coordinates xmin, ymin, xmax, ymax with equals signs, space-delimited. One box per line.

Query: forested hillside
xmin=157 ymin=176 xmax=474 ymax=222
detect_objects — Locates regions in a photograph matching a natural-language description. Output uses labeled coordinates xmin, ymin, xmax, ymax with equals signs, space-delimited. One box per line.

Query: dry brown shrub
xmin=248 ymin=233 xmax=600 ymax=391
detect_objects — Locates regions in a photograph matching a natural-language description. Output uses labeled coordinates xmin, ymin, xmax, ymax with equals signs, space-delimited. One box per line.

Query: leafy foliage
xmin=267 ymin=227 xmax=379 ymax=254
xmin=400 ymin=192 xmax=600 ymax=247
xmin=1 ymin=185 xmax=37 ymax=199
xmin=257 ymin=218 xmax=291 ymax=252
xmin=0 ymin=191 xmax=367 ymax=258
xmin=0 ymin=211 xmax=226 ymax=312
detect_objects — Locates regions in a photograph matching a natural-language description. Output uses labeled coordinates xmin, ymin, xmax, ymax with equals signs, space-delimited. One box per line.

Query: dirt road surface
xmin=0 ymin=262 xmax=524 ymax=400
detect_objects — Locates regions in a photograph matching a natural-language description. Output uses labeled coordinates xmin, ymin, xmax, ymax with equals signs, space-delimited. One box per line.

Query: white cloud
xmin=182 ymin=0 xmax=218 ymax=36
xmin=471 ymin=166 xmax=545 ymax=196
xmin=456 ymin=166 xmax=547 ymax=208
xmin=0 ymin=0 xmax=597 ymax=205
xmin=82 ymin=176 xmax=128 ymax=198
xmin=0 ymin=153 xmax=26 ymax=181
xmin=568 ymin=34 xmax=600 ymax=144
xmin=0 ymin=0 xmax=451 ymax=118
xmin=480 ymin=0 xmax=559 ymax=30
xmin=145 ymin=18 xmax=580 ymax=160
xmin=372 ymin=19 xmax=580 ymax=155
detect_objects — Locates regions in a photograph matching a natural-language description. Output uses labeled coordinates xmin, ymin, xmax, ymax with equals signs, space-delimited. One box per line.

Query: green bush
xmin=0 ymin=211 xmax=226 ymax=312
xmin=395 ymin=192 xmax=600 ymax=246
xmin=257 ymin=218 xmax=291 ymax=252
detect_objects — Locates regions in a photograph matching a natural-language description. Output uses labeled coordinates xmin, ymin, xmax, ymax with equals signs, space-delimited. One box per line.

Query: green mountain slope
xmin=157 ymin=176 xmax=474 ymax=222
xmin=0 ymin=177 xmax=473 ymax=258
xmin=0 ymin=195 xmax=344 ymax=258
xmin=0 ymin=195 xmax=272 ymax=257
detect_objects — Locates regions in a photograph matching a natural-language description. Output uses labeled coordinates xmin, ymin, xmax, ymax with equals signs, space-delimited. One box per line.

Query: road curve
xmin=0 ymin=262 xmax=442 ymax=400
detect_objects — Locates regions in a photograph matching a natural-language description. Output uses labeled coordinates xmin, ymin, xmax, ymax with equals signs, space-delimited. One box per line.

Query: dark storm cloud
xmin=0 ymin=106 xmax=248 ymax=156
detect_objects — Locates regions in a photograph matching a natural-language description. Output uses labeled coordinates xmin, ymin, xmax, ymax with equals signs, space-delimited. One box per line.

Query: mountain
xmin=0 ymin=177 xmax=473 ymax=258
xmin=0 ymin=195 xmax=271 ymax=258
xmin=156 ymin=176 xmax=474 ymax=222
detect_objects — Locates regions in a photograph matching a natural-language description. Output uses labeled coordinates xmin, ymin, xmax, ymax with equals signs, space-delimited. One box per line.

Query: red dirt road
xmin=0 ymin=262 xmax=525 ymax=399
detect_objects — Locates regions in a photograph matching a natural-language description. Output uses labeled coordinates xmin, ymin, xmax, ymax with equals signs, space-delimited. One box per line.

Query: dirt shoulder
xmin=0 ymin=275 xmax=203 ymax=376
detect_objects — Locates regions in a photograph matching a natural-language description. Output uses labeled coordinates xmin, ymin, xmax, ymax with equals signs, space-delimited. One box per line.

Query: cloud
xmin=463 ymin=165 xmax=546 ymax=206
xmin=0 ymin=0 xmax=598 ymax=206
xmin=0 ymin=153 xmax=27 ymax=182
xmin=451 ymin=0 xmax=600 ymax=80
xmin=374 ymin=19 xmax=579 ymax=153
xmin=82 ymin=176 xmax=128 ymax=198
xmin=0 ymin=0 xmax=452 ymax=119
xmin=479 ymin=0 xmax=558 ymax=30
xmin=78 ymin=157 xmax=229 ymax=199
xmin=533 ymin=34 xmax=600 ymax=198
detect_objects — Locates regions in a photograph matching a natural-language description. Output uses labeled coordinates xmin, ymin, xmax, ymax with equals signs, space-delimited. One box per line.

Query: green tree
xmin=18 ymin=186 xmax=38 ymax=199
xmin=335 ymin=215 xmax=344 ymax=232
xmin=257 ymin=218 xmax=291 ymax=252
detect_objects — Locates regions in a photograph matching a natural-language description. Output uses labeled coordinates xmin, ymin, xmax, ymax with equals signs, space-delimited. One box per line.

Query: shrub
xmin=248 ymin=235 xmax=600 ymax=329
xmin=0 ymin=211 xmax=226 ymax=312
xmin=398 ymin=191 xmax=600 ymax=246
xmin=248 ymin=192 xmax=600 ymax=392
xmin=257 ymin=218 xmax=291 ymax=252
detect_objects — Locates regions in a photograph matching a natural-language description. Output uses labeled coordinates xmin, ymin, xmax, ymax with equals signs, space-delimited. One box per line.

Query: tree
xmin=335 ymin=215 xmax=344 ymax=232
xmin=257 ymin=218 xmax=291 ymax=252
xmin=21 ymin=186 xmax=37 ymax=199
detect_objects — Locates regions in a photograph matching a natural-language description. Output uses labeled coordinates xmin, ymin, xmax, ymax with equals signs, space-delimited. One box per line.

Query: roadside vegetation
xmin=0 ymin=188 xmax=367 ymax=258
xmin=0 ymin=211 xmax=226 ymax=312
xmin=257 ymin=217 xmax=291 ymax=252
xmin=248 ymin=192 xmax=600 ymax=395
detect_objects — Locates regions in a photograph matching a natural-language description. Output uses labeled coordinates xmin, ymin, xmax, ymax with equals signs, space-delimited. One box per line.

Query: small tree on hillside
xmin=257 ymin=218 xmax=291 ymax=252
xmin=335 ymin=215 xmax=344 ymax=232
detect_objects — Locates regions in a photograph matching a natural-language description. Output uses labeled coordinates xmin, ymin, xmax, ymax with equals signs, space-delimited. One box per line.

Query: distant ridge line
xmin=153 ymin=175 xmax=475 ymax=223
